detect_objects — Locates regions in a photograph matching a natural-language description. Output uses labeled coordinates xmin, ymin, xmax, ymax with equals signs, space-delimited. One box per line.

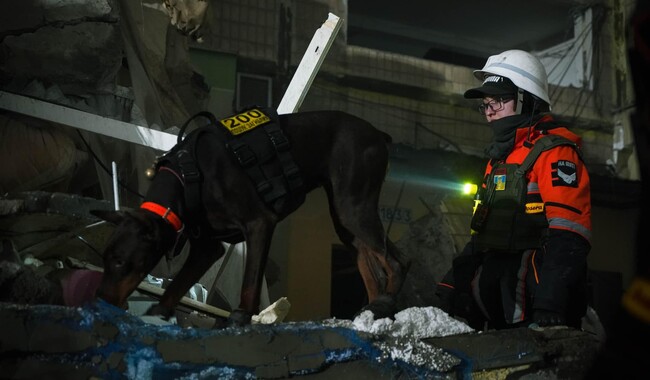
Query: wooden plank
xmin=136 ymin=281 xmax=230 ymax=318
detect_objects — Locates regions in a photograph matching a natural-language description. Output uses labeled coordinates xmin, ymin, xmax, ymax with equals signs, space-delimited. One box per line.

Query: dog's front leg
xmin=228 ymin=219 xmax=275 ymax=326
xmin=147 ymin=238 xmax=223 ymax=318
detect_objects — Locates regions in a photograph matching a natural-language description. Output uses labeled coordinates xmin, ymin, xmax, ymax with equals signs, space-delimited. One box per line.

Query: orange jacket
xmin=482 ymin=114 xmax=592 ymax=243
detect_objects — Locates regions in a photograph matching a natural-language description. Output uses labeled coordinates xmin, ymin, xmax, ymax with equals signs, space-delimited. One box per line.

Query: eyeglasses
xmin=477 ymin=98 xmax=513 ymax=115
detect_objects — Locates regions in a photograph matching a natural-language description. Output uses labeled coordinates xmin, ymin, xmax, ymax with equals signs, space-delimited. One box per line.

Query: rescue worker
xmin=437 ymin=50 xmax=592 ymax=330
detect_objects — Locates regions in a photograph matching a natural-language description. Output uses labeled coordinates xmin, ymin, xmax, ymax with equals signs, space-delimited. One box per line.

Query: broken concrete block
xmin=0 ymin=301 xmax=461 ymax=378
xmin=3 ymin=23 xmax=122 ymax=92
xmin=254 ymin=360 xmax=290 ymax=379
xmin=287 ymin=352 xmax=327 ymax=373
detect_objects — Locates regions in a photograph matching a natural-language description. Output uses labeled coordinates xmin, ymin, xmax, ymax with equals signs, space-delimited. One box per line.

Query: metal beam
xmin=0 ymin=91 xmax=177 ymax=151
xmin=276 ymin=12 xmax=342 ymax=114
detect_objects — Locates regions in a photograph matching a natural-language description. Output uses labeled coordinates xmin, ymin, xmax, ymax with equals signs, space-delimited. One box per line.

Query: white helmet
xmin=473 ymin=49 xmax=551 ymax=106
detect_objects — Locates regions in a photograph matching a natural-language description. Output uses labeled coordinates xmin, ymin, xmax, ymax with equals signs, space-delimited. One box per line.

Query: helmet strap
xmin=515 ymin=88 xmax=525 ymax=115
xmin=524 ymin=96 xmax=540 ymax=146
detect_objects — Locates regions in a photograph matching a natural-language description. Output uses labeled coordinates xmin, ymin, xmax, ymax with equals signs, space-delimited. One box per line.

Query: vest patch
xmin=551 ymin=160 xmax=578 ymax=187
xmin=525 ymin=202 xmax=545 ymax=214
xmin=220 ymin=108 xmax=271 ymax=135
xmin=494 ymin=174 xmax=506 ymax=190
xmin=494 ymin=168 xmax=508 ymax=191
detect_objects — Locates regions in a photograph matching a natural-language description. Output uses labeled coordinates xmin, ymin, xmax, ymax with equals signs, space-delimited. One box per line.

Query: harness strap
xmin=177 ymin=149 xmax=202 ymax=227
xmin=515 ymin=135 xmax=580 ymax=177
xmin=159 ymin=166 xmax=184 ymax=185
xmin=226 ymin=138 xmax=273 ymax=195
xmin=140 ymin=201 xmax=184 ymax=232
xmin=264 ymin=122 xmax=304 ymax=192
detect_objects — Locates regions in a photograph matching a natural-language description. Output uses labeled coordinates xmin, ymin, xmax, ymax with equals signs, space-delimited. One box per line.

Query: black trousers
xmin=437 ymin=237 xmax=588 ymax=330
xmin=471 ymin=250 xmax=536 ymax=329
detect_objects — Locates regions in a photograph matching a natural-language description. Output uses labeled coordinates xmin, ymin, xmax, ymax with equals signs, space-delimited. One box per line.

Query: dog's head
xmin=91 ymin=209 xmax=175 ymax=308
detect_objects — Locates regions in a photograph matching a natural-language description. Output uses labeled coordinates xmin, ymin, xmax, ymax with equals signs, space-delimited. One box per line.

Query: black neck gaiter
xmin=484 ymin=114 xmax=531 ymax=160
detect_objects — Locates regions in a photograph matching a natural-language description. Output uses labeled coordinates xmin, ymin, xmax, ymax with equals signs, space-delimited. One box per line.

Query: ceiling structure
xmin=347 ymin=0 xmax=592 ymax=68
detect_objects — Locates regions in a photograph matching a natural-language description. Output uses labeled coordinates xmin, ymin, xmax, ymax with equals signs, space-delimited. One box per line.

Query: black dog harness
xmin=221 ymin=107 xmax=304 ymax=210
xmin=149 ymin=107 xmax=305 ymax=238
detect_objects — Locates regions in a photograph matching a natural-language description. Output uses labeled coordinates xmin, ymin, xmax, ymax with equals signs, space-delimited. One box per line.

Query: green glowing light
xmin=463 ymin=183 xmax=478 ymax=195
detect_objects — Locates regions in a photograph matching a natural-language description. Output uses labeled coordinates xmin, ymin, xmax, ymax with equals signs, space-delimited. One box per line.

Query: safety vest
xmin=471 ymin=135 xmax=581 ymax=252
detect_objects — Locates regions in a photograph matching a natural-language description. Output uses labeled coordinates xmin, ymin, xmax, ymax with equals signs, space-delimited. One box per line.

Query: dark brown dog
xmin=92 ymin=110 xmax=407 ymax=326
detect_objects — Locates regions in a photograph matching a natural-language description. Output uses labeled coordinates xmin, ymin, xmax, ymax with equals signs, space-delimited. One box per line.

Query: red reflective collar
xmin=140 ymin=202 xmax=183 ymax=232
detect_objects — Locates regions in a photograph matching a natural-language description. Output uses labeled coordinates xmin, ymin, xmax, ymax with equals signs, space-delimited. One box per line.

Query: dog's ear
xmin=90 ymin=209 xmax=128 ymax=225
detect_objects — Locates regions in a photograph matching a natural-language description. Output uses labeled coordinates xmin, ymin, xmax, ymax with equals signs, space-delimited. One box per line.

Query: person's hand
xmin=530 ymin=309 xmax=566 ymax=327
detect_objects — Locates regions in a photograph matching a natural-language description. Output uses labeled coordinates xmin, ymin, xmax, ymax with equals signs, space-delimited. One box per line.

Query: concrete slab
xmin=0 ymin=300 xmax=601 ymax=379
xmin=425 ymin=326 xmax=600 ymax=378
xmin=0 ymin=301 xmax=456 ymax=379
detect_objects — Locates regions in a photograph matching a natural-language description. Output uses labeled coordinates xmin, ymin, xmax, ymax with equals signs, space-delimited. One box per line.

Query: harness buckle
xmin=182 ymin=168 xmax=201 ymax=183
xmin=268 ymin=130 xmax=290 ymax=151
xmin=177 ymin=149 xmax=202 ymax=183
xmin=285 ymin=164 xmax=301 ymax=180
xmin=229 ymin=143 xmax=257 ymax=167
xmin=256 ymin=180 xmax=271 ymax=194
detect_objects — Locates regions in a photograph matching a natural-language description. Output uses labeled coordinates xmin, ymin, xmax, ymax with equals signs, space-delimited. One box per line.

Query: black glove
xmin=531 ymin=309 xmax=566 ymax=327
xmin=435 ymin=283 xmax=454 ymax=313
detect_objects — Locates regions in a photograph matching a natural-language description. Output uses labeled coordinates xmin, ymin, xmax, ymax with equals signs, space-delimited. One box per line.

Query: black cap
xmin=464 ymin=75 xmax=518 ymax=99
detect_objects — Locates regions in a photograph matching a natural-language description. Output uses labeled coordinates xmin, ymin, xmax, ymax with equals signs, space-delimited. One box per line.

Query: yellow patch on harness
xmin=220 ymin=108 xmax=271 ymax=135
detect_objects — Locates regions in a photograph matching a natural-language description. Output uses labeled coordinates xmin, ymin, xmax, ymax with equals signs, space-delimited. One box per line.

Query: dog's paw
xmin=227 ymin=309 xmax=253 ymax=327
xmin=145 ymin=304 xmax=175 ymax=319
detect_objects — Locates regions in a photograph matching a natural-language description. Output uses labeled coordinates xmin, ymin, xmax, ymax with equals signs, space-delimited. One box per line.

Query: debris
xmin=324 ymin=307 xmax=474 ymax=339
xmin=252 ymin=297 xmax=291 ymax=324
